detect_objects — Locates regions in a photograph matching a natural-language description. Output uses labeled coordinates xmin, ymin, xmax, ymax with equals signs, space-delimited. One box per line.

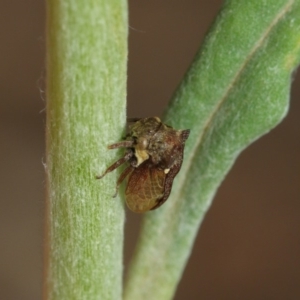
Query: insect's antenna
xmin=127 ymin=117 xmax=141 ymax=123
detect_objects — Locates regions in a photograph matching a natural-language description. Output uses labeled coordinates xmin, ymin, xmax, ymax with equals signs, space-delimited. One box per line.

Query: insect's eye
xmin=131 ymin=156 xmax=138 ymax=167
xmin=131 ymin=136 xmax=138 ymax=144
xmin=138 ymin=137 xmax=148 ymax=149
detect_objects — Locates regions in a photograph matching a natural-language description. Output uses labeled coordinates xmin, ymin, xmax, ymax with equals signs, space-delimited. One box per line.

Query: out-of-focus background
xmin=1 ymin=1 xmax=299 ymax=299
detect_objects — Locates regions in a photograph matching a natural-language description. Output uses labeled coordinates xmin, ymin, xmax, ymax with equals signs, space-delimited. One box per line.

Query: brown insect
xmin=96 ymin=117 xmax=190 ymax=213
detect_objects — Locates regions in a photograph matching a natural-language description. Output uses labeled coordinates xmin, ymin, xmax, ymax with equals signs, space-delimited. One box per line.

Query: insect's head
xmin=128 ymin=117 xmax=163 ymax=166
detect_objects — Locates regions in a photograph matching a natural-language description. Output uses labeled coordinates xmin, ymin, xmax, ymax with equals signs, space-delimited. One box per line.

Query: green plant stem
xmin=124 ymin=1 xmax=300 ymax=299
xmin=45 ymin=1 xmax=127 ymax=299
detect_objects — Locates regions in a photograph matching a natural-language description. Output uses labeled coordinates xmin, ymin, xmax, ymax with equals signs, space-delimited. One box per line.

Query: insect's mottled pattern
xmin=125 ymin=160 xmax=165 ymax=212
xmin=96 ymin=117 xmax=190 ymax=213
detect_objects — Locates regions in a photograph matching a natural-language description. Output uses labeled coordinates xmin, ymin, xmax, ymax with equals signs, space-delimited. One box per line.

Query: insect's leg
xmin=96 ymin=151 xmax=132 ymax=179
xmin=108 ymin=140 xmax=133 ymax=149
xmin=112 ymin=165 xmax=134 ymax=198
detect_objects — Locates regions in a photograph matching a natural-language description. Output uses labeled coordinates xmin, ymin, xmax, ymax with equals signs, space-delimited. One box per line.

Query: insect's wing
xmin=149 ymin=164 xmax=179 ymax=210
xmin=150 ymin=143 xmax=185 ymax=210
xmin=125 ymin=161 xmax=166 ymax=213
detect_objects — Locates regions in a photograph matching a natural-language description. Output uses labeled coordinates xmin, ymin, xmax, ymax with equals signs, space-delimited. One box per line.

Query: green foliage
xmin=124 ymin=1 xmax=300 ymax=299
xmin=46 ymin=1 xmax=127 ymax=299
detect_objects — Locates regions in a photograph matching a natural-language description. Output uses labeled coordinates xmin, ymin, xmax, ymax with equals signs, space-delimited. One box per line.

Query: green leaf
xmin=45 ymin=1 xmax=127 ymax=299
xmin=124 ymin=1 xmax=300 ymax=299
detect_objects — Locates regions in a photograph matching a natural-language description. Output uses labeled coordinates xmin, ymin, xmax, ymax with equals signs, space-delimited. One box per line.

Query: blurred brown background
xmin=1 ymin=1 xmax=299 ymax=299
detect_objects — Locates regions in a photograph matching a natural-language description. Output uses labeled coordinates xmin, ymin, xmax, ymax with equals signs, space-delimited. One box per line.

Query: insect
xmin=96 ymin=117 xmax=190 ymax=213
